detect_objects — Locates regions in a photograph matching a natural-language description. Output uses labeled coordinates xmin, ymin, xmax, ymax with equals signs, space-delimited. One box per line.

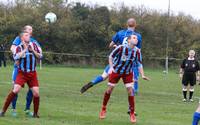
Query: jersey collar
xmin=127 ymin=27 xmax=135 ymax=31
xmin=188 ymin=57 xmax=195 ymax=60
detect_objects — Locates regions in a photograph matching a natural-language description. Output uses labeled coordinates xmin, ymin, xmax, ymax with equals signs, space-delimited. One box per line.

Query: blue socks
xmin=193 ymin=112 xmax=200 ymax=125
xmin=91 ymin=76 xmax=104 ymax=85
xmin=25 ymin=89 xmax=33 ymax=110
xmin=11 ymin=94 xmax=18 ymax=110
xmin=11 ymin=90 xmax=33 ymax=111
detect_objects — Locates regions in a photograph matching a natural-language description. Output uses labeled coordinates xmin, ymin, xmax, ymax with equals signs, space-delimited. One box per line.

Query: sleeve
xmin=31 ymin=38 xmax=41 ymax=47
xmin=12 ymin=36 xmax=21 ymax=45
xmin=109 ymin=46 xmax=122 ymax=58
xmin=112 ymin=32 xmax=119 ymax=44
xmin=181 ymin=59 xmax=186 ymax=69
xmin=13 ymin=46 xmax=22 ymax=60
xmin=136 ymin=49 xmax=142 ymax=64
xmin=33 ymin=43 xmax=43 ymax=59
xmin=136 ymin=34 xmax=142 ymax=49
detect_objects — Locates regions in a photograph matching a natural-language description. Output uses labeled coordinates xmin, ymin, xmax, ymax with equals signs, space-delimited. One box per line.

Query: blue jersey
xmin=112 ymin=29 xmax=142 ymax=49
xmin=110 ymin=45 xmax=142 ymax=74
xmin=12 ymin=36 xmax=40 ymax=47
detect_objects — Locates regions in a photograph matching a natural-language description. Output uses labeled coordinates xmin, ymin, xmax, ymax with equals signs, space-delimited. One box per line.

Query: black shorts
xmin=182 ymin=72 xmax=196 ymax=86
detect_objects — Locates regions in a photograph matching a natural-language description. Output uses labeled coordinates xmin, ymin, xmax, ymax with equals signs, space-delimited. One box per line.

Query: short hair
xmin=189 ymin=50 xmax=195 ymax=55
xmin=127 ymin=18 xmax=136 ymax=27
xmin=19 ymin=31 xmax=29 ymax=38
xmin=127 ymin=35 xmax=137 ymax=40
xmin=22 ymin=25 xmax=32 ymax=32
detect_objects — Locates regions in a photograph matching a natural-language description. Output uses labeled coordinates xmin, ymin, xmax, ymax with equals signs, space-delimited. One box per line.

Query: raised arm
xmin=136 ymin=50 xmax=150 ymax=81
xmin=14 ymin=45 xmax=27 ymax=60
xmin=29 ymin=43 xmax=42 ymax=59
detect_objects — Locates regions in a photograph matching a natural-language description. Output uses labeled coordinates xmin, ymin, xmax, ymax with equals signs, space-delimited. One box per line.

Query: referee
xmin=180 ymin=50 xmax=200 ymax=102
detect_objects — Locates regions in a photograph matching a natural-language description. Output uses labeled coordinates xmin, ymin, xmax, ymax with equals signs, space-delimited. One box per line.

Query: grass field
xmin=0 ymin=66 xmax=200 ymax=125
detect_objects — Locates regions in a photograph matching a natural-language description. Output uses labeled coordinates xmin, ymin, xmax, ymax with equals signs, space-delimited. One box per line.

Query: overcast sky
xmin=68 ymin=0 xmax=200 ymax=19
xmin=1 ymin=0 xmax=200 ymax=19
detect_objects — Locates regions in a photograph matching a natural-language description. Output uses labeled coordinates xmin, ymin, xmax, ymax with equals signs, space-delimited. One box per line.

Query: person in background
xmin=0 ymin=44 xmax=6 ymax=67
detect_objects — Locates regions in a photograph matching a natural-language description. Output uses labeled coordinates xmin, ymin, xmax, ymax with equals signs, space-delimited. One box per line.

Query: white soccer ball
xmin=45 ymin=12 xmax=57 ymax=23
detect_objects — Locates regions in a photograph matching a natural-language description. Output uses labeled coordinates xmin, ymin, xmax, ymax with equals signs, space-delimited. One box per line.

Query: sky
xmin=1 ymin=0 xmax=200 ymax=19
xmin=68 ymin=0 xmax=200 ymax=19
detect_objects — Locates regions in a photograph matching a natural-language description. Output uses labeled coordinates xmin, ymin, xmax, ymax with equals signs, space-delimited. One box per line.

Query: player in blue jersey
xmin=80 ymin=18 xmax=143 ymax=94
xmin=192 ymin=101 xmax=200 ymax=125
xmin=99 ymin=35 xmax=149 ymax=123
xmin=10 ymin=25 xmax=41 ymax=117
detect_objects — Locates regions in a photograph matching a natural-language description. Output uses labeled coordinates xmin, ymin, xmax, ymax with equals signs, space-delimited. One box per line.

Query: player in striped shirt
xmin=99 ymin=35 xmax=149 ymax=123
xmin=10 ymin=25 xmax=41 ymax=117
xmin=0 ymin=31 xmax=42 ymax=118
xmin=80 ymin=18 xmax=143 ymax=94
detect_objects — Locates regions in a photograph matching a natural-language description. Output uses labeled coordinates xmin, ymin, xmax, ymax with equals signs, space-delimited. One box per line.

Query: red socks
xmin=128 ymin=96 xmax=135 ymax=113
xmin=33 ymin=96 xmax=40 ymax=115
xmin=102 ymin=92 xmax=111 ymax=110
xmin=2 ymin=91 xmax=16 ymax=113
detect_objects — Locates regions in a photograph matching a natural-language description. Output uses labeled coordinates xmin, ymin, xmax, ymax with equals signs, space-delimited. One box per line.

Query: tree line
xmin=0 ymin=0 xmax=200 ymax=66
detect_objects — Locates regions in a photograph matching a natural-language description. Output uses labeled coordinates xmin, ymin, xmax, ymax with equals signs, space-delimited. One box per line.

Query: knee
xmin=102 ymin=73 xmax=108 ymax=80
xmin=32 ymin=89 xmax=39 ymax=97
xmin=127 ymin=88 xmax=133 ymax=96
xmin=13 ymin=86 xmax=21 ymax=93
xmin=106 ymin=88 xmax=113 ymax=94
xmin=190 ymin=88 xmax=194 ymax=92
xmin=33 ymin=92 xmax=39 ymax=97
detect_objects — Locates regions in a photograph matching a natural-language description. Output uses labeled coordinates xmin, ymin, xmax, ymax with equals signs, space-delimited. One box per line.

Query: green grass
xmin=0 ymin=66 xmax=199 ymax=125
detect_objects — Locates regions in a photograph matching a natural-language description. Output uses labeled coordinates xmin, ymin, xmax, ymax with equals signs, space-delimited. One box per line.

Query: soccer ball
xmin=45 ymin=12 xmax=57 ymax=23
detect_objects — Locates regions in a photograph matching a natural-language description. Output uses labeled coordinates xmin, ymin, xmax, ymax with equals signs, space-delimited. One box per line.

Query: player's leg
xmin=11 ymin=65 xmax=18 ymax=116
xmin=182 ymin=85 xmax=188 ymax=102
xmin=0 ymin=70 xmax=26 ymax=116
xmin=189 ymin=74 xmax=196 ymax=102
xmin=99 ymin=72 xmax=119 ymax=119
xmin=24 ymin=88 xmax=33 ymax=117
xmin=182 ymin=74 xmax=188 ymax=102
xmin=28 ymin=71 xmax=40 ymax=118
xmin=123 ymin=73 xmax=136 ymax=123
xmin=30 ymin=87 xmax=40 ymax=118
xmin=0 ymin=84 xmax=22 ymax=116
xmin=99 ymin=85 xmax=115 ymax=119
xmin=192 ymin=104 xmax=200 ymax=125
xmin=80 ymin=65 xmax=110 ymax=93
xmin=133 ymin=67 xmax=139 ymax=94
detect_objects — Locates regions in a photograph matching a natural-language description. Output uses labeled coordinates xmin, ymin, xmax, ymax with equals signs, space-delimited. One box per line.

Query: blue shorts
xmin=104 ymin=65 xmax=110 ymax=74
xmin=12 ymin=64 xmax=18 ymax=81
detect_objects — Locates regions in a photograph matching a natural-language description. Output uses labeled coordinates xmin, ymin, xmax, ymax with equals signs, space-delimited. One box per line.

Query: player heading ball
xmin=99 ymin=35 xmax=149 ymax=123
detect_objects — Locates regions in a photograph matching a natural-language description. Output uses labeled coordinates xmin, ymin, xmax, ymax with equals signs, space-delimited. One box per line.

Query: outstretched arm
xmin=29 ymin=43 xmax=43 ymax=59
xmin=138 ymin=64 xmax=150 ymax=81
xmin=14 ymin=45 xmax=27 ymax=60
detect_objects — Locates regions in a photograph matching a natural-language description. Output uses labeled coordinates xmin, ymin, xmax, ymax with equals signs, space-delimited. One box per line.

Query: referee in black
xmin=180 ymin=50 xmax=200 ymax=102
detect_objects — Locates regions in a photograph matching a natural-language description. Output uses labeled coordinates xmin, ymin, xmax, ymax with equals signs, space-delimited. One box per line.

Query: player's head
xmin=127 ymin=35 xmax=138 ymax=48
xmin=127 ymin=18 xmax=136 ymax=28
xmin=20 ymin=31 xmax=30 ymax=44
xmin=189 ymin=50 xmax=195 ymax=58
xmin=23 ymin=25 xmax=33 ymax=36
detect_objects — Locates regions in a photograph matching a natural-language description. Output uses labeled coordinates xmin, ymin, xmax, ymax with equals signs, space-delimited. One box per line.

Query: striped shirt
xmin=14 ymin=42 xmax=42 ymax=72
xmin=110 ymin=45 xmax=142 ymax=74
